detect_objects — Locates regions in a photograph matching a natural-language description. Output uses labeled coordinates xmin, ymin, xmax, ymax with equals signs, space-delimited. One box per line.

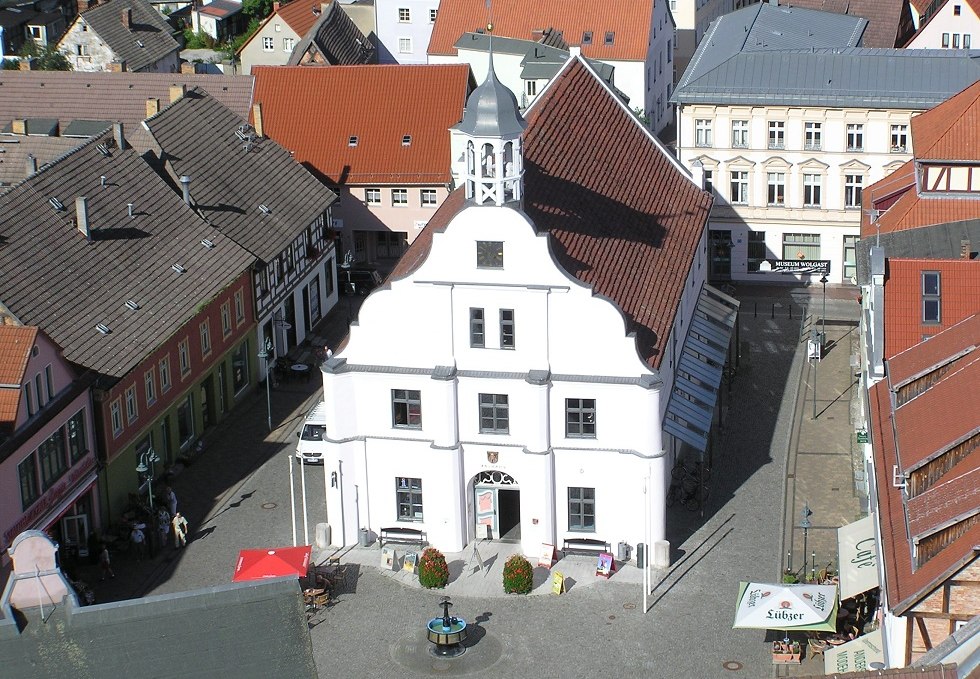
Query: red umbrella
xmin=233 ymin=546 xmax=312 ymax=582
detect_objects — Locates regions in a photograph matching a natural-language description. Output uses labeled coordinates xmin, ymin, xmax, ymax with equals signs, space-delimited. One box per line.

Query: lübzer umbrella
xmin=733 ymin=582 xmax=839 ymax=632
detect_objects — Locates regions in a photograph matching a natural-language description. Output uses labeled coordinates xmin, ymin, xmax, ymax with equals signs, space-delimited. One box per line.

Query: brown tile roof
xmin=427 ymin=0 xmax=654 ymax=61
xmin=911 ymin=79 xmax=980 ymax=162
xmin=883 ymin=259 xmax=980 ymax=357
xmin=888 ymin=313 xmax=980 ymax=386
xmin=77 ymin=0 xmax=180 ymax=72
xmin=287 ymin=0 xmax=374 ymax=66
xmin=144 ymin=88 xmax=336 ymax=262
xmin=780 ymin=0 xmax=915 ymax=46
xmin=392 ymin=58 xmax=711 ymax=369
xmin=871 ymin=337 xmax=980 ymax=613
xmin=276 ymin=0 xmax=323 ymax=38
xmin=251 ymin=65 xmax=472 ymax=185
xmin=0 ymin=131 xmax=255 ymax=379
xmin=0 ymin=135 xmax=87 ymax=192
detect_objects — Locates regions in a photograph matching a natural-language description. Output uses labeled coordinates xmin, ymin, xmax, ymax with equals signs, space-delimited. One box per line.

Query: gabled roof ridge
xmin=6 ymin=128 xmax=114 ymax=196
xmin=0 ymin=325 xmax=39 ymax=387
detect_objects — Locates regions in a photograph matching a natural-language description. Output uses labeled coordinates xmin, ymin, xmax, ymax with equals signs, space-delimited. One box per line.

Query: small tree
xmin=17 ymin=42 xmax=72 ymax=71
xmin=417 ymin=547 xmax=449 ymax=589
xmin=502 ymin=554 xmax=534 ymax=594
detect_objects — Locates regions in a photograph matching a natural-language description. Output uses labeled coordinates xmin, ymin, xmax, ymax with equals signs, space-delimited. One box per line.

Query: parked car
xmin=339 ymin=267 xmax=382 ymax=296
xmin=295 ymin=401 xmax=328 ymax=464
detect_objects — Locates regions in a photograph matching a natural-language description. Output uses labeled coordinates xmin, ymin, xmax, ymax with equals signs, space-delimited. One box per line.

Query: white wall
xmin=374 ymin=0 xmax=440 ymax=63
xmin=905 ymin=3 xmax=978 ymax=49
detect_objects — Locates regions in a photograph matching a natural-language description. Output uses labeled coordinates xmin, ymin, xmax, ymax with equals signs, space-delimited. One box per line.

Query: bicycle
xmin=671 ymin=457 xmax=711 ymax=485
xmin=666 ymin=474 xmax=710 ymax=512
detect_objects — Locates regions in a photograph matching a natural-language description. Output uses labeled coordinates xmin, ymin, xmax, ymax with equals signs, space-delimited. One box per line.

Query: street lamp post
xmin=258 ymin=337 xmax=273 ymax=432
xmin=819 ymin=274 xmax=828 ymax=349
xmin=136 ymin=448 xmax=161 ymax=511
xmin=799 ymin=502 xmax=813 ymax=581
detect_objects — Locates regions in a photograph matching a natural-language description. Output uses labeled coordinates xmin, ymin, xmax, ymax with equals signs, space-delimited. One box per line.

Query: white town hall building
xmin=319 ymin=55 xmax=738 ymax=562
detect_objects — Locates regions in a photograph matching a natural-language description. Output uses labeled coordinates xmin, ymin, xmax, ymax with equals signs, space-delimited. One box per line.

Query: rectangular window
xmin=844 ymin=174 xmax=864 ymax=208
xmin=145 ymin=370 xmax=156 ymax=406
xmin=38 ymin=429 xmax=67 ymax=490
xmin=890 ymin=124 xmax=908 ymax=152
xmin=767 ymin=172 xmax=786 ymax=206
xmin=398 ymin=37 xmax=412 ymax=53
xmin=421 ymin=189 xmax=437 ymax=206
xmin=846 ymin=123 xmax=864 ymax=151
xmin=499 ymin=309 xmax=515 ymax=349
xmin=35 ymin=374 xmax=44 ymax=407
xmin=782 ymin=233 xmax=821 ymax=260
xmin=565 ymin=398 xmax=596 ymax=438
xmin=729 ymin=171 xmax=748 ymax=204
xmin=922 ymin=271 xmax=941 ymax=323
xmin=803 ymin=173 xmax=822 ymax=207
xmin=234 ymin=289 xmax=245 ymax=325
xmin=45 ymin=365 xmax=54 ymax=401
xmin=392 ymin=188 xmax=408 ymax=206
xmin=283 ymin=37 xmax=294 ymax=51
xmin=965 ymin=35 xmax=971 ymax=48
xmin=568 ymin=487 xmax=596 ymax=531
xmin=178 ymin=338 xmax=191 ymax=376
xmin=232 ymin=340 xmax=249 ymax=393
xmin=767 ymin=121 xmax=784 ymax=149
xmin=953 ymin=33 xmax=960 ymax=48
xmin=365 ymin=188 xmax=381 ymax=205
xmin=200 ymin=321 xmax=211 ymax=357
xmin=695 ymin=119 xmax=712 ymax=147
xmin=25 ymin=382 xmax=34 ymax=417
xmin=19 ymin=454 xmax=39 ymax=509
xmin=479 ymin=393 xmax=509 ymax=434
xmin=177 ymin=394 xmax=195 ymax=446
xmin=470 ymin=308 xmax=485 ymax=347
xmin=111 ymin=399 xmax=122 ymax=436
xmin=955 ymin=4 xmax=962 ymax=14
xmin=429 ymin=8 xmax=437 ymax=22
xmin=804 ymin=122 xmax=822 ymax=150
xmin=391 ymin=389 xmax=422 ymax=428
xmin=159 ymin=356 xmax=172 ymax=393
xmin=125 ymin=386 xmax=138 ymax=424
xmin=398 ymin=7 xmax=410 ymax=21
xmin=396 ymin=477 xmax=423 ymax=521
xmin=942 ymin=32 xmax=950 ymax=47
xmin=731 ymin=119 xmax=748 ymax=148
xmin=747 ymin=231 xmax=767 ymax=272
xmin=704 ymin=170 xmax=713 ymax=194
xmin=843 ymin=234 xmax=858 ymax=281
xmin=221 ymin=302 xmax=232 ymax=338
xmin=67 ymin=409 xmax=86 ymax=463
xmin=263 ymin=36 xmax=274 ymax=51
xmin=526 ymin=79 xmax=538 ymax=96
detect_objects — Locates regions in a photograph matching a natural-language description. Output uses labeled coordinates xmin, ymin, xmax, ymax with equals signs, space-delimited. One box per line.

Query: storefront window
xmin=177 ymin=394 xmax=195 ymax=447
xmin=39 ymin=429 xmax=67 ymax=490
xmin=19 ymin=453 xmax=39 ymax=510
xmin=67 ymin=409 xmax=87 ymax=463
xmin=232 ymin=340 xmax=249 ymax=394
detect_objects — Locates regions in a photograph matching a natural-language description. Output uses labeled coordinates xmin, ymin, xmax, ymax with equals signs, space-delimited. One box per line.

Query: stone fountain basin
xmin=426 ymin=618 xmax=468 ymax=647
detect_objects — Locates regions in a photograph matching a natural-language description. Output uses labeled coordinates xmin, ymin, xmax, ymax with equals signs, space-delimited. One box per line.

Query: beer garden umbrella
xmin=733 ymin=582 xmax=839 ymax=632
xmin=233 ymin=545 xmax=312 ymax=582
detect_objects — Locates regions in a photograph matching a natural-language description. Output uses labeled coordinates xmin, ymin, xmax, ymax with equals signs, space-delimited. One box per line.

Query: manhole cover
xmin=723 ymin=661 xmax=743 ymax=671
xmin=607 ymin=615 xmax=616 ymax=620
xmin=623 ymin=603 xmax=636 ymax=610
xmin=261 ymin=502 xmax=277 ymax=509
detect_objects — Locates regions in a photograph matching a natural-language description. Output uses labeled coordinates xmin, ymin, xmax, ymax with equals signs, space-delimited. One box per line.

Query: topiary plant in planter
xmin=502 ymin=554 xmax=534 ymax=594
xmin=418 ymin=547 xmax=449 ymax=589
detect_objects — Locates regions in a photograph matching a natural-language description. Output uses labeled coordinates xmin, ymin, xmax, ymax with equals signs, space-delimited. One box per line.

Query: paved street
xmin=72 ymin=283 xmax=862 ymax=678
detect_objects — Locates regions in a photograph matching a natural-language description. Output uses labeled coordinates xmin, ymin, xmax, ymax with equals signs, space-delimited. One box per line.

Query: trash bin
xmin=358 ymin=528 xmax=370 ymax=548
xmin=617 ymin=541 xmax=632 ymax=562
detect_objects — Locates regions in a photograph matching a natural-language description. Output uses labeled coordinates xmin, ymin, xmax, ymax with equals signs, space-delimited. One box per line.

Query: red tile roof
xmin=888 ymin=313 xmax=980 ymax=386
xmin=883 ymin=259 xmax=980 ymax=357
xmin=251 ymin=65 xmax=472 ymax=185
xmin=427 ymin=0 xmax=654 ymax=61
xmin=871 ymin=326 xmax=980 ymax=613
xmin=392 ymin=58 xmax=711 ymax=369
xmin=911 ymin=79 xmax=980 ymax=162
xmin=0 ymin=325 xmax=36 ymax=428
xmin=780 ymin=0 xmax=915 ymax=47
xmin=277 ymin=0 xmax=324 ymax=38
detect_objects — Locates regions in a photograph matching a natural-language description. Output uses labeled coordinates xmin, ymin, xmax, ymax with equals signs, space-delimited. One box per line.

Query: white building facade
xmin=375 ymin=0 xmax=439 ymax=63
xmin=905 ymin=0 xmax=978 ymax=49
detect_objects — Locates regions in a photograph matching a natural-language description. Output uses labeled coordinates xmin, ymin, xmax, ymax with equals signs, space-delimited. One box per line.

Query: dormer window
xmin=348 ymin=135 xmax=358 ymax=147
xmin=402 ymin=134 xmax=412 ymax=146
xmin=604 ymin=31 xmax=615 ymax=46
xmin=582 ymin=31 xmax=593 ymax=45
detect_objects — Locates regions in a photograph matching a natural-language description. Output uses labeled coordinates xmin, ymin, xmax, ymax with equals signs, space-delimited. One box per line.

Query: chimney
xmin=252 ymin=103 xmax=264 ymax=138
xmin=76 ymin=196 xmax=92 ymax=241
xmin=180 ymin=61 xmax=196 ymax=74
xmin=113 ymin=122 xmax=126 ymax=150
xmin=122 ymin=7 xmax=132 ymax=27
xmin=109 ymin=60 xmax=127 ymax=72
xmin=146 ymin=97 xmax=160 ymax=118
xmin=179 ymin=175 xmax=192 ymax=206
xmin=18 ymin=57 xmax=34 ymax=71
xmin=962 ymin=240 xmax=972 ymax=259
xmin=11 ymin=119 xmax=27 ymax=135
xmin=690 ymin=159 xmax=705 ymax=190
xmin=26 ymin=154 xmax=37 ymax=176
xmin=169 ymin=84 xmax=185 ymax=103
xmin=273 ymin=1 xmax=280 ymax=10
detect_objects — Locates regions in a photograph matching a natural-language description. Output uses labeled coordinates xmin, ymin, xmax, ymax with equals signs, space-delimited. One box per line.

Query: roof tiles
xmin=780 ymin=0 xmax=915 ymax=47
xmin=427 ymin=0 xmax=654 ymax=61
xmin=0 ymin=326 xmax=37 ymax=385
xmin=276 ymin=0 xmax=324 ymax=38
xmin=888 ymin=313 xmax=980 ymax=386
xmin=78 ymin=0 xmax=179 ymax=72
xmin=251 ymin=65 xmax=471 ymax=185
xmin=910 ymin=79 xmax=980 ymax=162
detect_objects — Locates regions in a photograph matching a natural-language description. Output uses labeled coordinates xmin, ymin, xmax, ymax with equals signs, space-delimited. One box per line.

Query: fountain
xmin=426 ymin=596 xmax=467 ymax=658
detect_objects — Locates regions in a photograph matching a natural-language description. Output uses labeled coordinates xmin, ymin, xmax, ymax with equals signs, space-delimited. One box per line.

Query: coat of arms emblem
xmin=487 ymin=451 xmax=499 ymax=464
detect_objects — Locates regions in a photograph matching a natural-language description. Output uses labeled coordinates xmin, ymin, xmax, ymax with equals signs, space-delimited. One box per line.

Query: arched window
xmin=466 ymin=141 xmax=475 ymax=174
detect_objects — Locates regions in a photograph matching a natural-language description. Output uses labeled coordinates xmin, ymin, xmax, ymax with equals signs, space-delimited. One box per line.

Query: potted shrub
xmin=502 ymin=554 xmax=534 ymax=594
xmin=417 ymin=547 xmax=449 ymax=589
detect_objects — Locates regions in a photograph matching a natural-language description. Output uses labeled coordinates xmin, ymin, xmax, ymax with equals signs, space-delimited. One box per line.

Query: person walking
xmin=130 ymin=524 xmax=147 ymax=562
xmin=172 ymin=512 xmax=189 ymax=549
xmin=165 ymin=486 xmax=178 ymax=517
xmin=99 ymin=545 xmax=115 ymax=580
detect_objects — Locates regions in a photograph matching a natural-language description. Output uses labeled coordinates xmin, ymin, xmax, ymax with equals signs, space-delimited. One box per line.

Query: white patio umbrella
xmin=733 ymin=582 xmax=839 ymax=632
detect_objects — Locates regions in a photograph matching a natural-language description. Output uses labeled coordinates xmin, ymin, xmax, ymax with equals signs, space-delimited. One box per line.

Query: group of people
xmin=109 ymin=486 xmax=191 ymax=579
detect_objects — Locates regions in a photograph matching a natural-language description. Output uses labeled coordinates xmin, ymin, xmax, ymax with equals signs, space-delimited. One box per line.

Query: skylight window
xmin=604 ymin=31 xmax=615 ymax=46
xmin=95 ymin=323 xmax=111 ymax=335
xmin=48 ymin=197 xmax=64 ymax=211
xmin=348 ymin=135 xmax=358 ymax=147
xmin=582 ymin=31 xmax=593 ymax=45
xmin=402 ymin=135 xmax=412 ymax=146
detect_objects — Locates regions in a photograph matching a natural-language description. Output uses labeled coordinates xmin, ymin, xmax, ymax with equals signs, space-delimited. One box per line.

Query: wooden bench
xmin=379 ymin=526 xmax=427 ymax=550
xmin=562 ymin=538 xmax=611 ymax=557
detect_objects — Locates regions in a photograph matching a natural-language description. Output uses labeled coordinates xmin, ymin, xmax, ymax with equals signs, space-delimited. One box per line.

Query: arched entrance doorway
xmin=473 ymin=471 xmax=520 ymax=542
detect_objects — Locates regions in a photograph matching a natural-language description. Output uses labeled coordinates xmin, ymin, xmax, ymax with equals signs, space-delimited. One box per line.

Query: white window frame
xmin=846 ymin=124 xmax=864 ymax=152
xmin=398 ymin=7 xmax=410 ymax=22
xmin=365 ymin=188 xmax=382 ymax=205
xmin=110 ymin=400 xmax=123 ymax=437
xmin=125 ymin=386 xmax=138 ymax=424
xmin=803 ymin=173 xmax=822 ymax=207
xmin=262 ymin=36 xmax=274 ymax=51
xmin=890 ymin=124 xmax=908 ymax=153
xmin=767 ymin=172 xmax=786 ymax=206
xmin=731 ymin=119 xmax=748 ymax=148
xmin=695 ymin=119 xmax=712 ymax=147
xmin=844 ymin=174 xmax=864 ymax=208
xmin=420 ymin=189 xmax=437 ymax=206
xmin=729 ymin=170 xmax=749 ymax=205
xmin=398 ymin=37 xmax=412 ymax=53
xmin=804 ymin=122 xmax=822 ymax=151
xmin=283 ymin=37 xmax=294 ymax=52
xmin=160 ymin=356 xmax=172 ymax=393
xmin=391 ymin=188 xmax=408 ymax=206
xmin=178 ymin=338 xmax=191 ymax=377
xmin=767 ymin=121 xmax=785 ymax=150
xmin=145 ymin=369 xmax=156 ymax=406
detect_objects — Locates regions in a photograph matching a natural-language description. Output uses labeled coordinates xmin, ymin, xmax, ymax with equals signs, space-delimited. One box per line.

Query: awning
xmin=824 ymin=628 xmax=884 ymax=674
xmin=733 ymin=582 xmax=839 ymax=632
xmin=664 ymin=284 xmax=740 ymax=452
xmin=232 ymin=545 xmax=311 ymax=582
xmin=837 ymin=515 xmax=880 ymax=600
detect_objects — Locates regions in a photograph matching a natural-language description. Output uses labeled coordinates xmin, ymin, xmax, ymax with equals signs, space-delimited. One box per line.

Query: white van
xmin=295 ymin=401 xmax=328 ymax=464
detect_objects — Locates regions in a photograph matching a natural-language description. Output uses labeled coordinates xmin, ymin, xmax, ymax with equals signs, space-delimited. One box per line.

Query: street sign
xmin=761 ymin=259 xmax=831 ymax=275
xmin=856 ymin=431 xmax=869 ymax=444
